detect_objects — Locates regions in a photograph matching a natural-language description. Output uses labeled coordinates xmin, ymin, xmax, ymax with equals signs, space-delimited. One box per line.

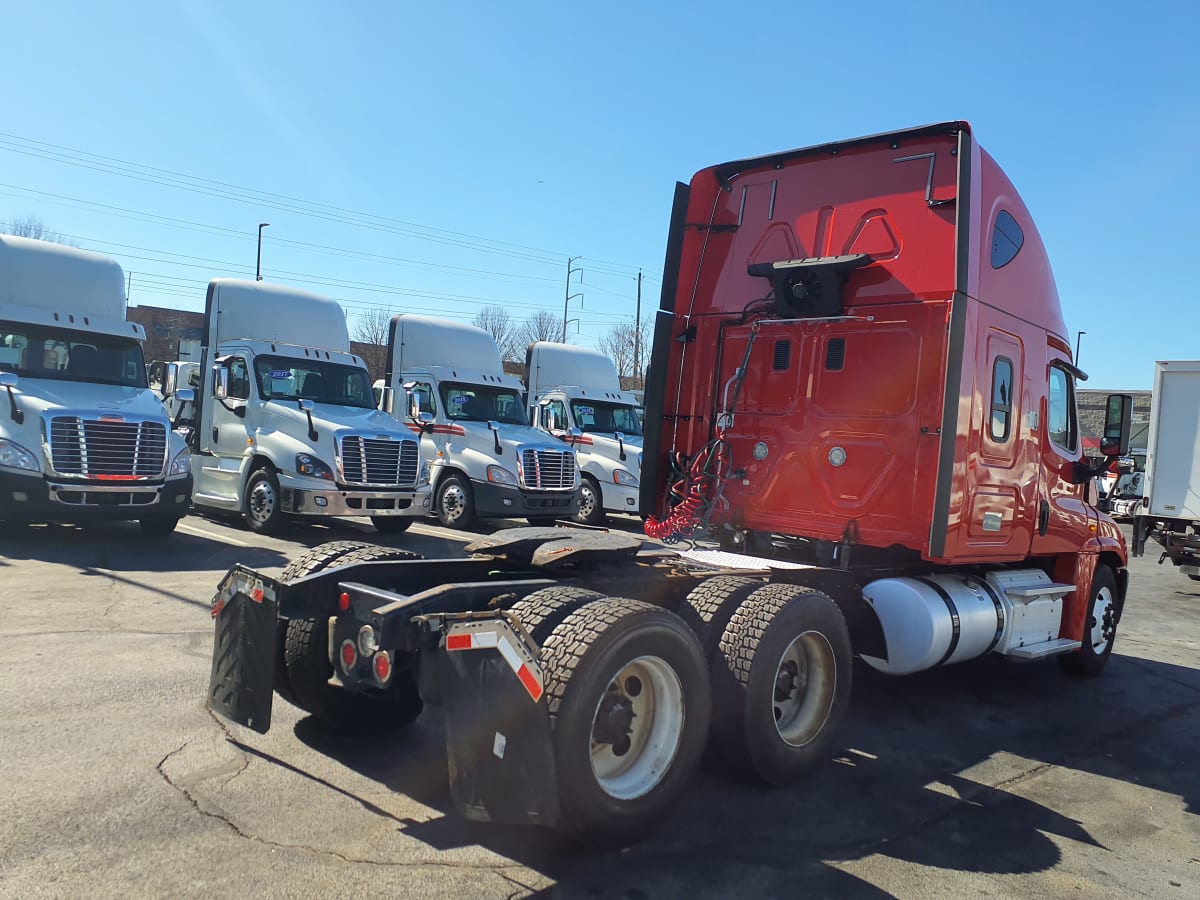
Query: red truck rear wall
xmin=649 ymin=123 xmax=1119 ymax=572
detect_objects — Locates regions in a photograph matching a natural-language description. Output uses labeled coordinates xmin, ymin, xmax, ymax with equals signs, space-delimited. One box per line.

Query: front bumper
xmin=472 ymin=479 xmax=580 ymax=519
xmin=0 ymin=468 xmax=193 ymax=522
xmin=281 ymin=483 xmax=433 ymax=518
xmin=602 ymin=480 xmax=641 ymax=514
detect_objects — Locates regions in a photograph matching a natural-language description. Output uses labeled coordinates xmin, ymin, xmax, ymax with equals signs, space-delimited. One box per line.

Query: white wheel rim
xmin=772 ymin=631 xmax=837 ymax=747
xmin=249 ymin=480 xmax=276 ymax=524
xmin=441 ymin=484 xmax=465 ymax=523
xmin=1090 ymin=586 xmax=1115 ymax=655
xmin=589 ymin=655 xmax=684 ymax=801
xmin=579 ymin=483 xmax=596 ymax=518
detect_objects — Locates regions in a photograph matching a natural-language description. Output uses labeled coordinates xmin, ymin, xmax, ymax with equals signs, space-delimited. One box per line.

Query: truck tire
xmin=281 ymin=541 xmax=425 ymax=733
xmin=711 ymin=585 xmax=852 ymax=786
xmin=678 ymin=576 xmax=763 ymax=662
xmin=575 ymin=475 xmax=606 ymax=526
xmin=371 ymin=516 xmax=414 ymax=534
xmin=139 ymin=516 xmax=181 ymax=537
xmin=505 ymin=586 xmax=603 ymax=642
xmin=1058 ymin=565 xmax=1118 ymax=676
xmin=245 ymin=467 xmax=285 ymax=535
xmin=436 ymin=473 xmax=475 ymax=529
xmin=274 ymin=540 xmax=381 ymax=709
xmin=539 ymin=597 xmax=710 ymax=845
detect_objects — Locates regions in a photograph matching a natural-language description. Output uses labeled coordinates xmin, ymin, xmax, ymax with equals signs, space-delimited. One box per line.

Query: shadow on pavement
xmin=275 ymin=649 xmax=1198 ymax=894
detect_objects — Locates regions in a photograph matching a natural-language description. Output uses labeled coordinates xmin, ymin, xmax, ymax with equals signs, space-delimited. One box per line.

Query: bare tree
xmin=472 ymin=305 xmax=521 ymax=362
xmin=517 ymin=309 xmax=567 ymax=350
xmin=597 ymin=320 xmax=653 ymax=389
xmin=351 ymin=307 xmax=392 ymax=382
xmin=2 ymin=215 xmax=79 ymax=247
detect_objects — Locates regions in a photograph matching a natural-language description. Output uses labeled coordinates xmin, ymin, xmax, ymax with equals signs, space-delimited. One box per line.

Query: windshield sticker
xmin=270 ymin=370 xmax=292 ymax=379
xmin=452 ymin=395 xmax=468 ymax=405
xmin=576 ymin=406 xmax=594 ymax=416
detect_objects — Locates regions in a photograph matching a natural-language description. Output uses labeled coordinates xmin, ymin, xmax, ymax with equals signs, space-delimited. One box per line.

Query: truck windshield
xmin=253 ymin=356 xmax=374 ymax=409
xmin=440 ymin=382 xmax=528 ymax=425
xmin=0 ymin=320 xmax=147 ymax=388
xmin=570 ymin=400 xmax=643 ymax=436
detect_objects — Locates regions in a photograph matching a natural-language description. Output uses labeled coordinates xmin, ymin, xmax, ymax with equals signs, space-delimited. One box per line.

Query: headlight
xmin=168 ymin=447 xmax=192 ymax=477
xmin=613 ymin=468 xmax=639 ymax=487
xmin=297 ymin=453 xmax=335 ymax=481
xmin=417 ymin=460 xmax=431 ymax=486
xmin=487 ymin=464 xmax=518 ymax=486
xmin=0 ymin=438 xmax=40 ymax=473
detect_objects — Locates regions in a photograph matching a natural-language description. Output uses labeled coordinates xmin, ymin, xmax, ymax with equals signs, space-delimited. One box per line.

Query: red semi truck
xmin=207 ymin=122 xmax=1132 ymax=845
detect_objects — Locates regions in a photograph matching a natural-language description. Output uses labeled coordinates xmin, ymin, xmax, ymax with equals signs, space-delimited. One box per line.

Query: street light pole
xmin=256 ymin=223 xmax=270 ymax=281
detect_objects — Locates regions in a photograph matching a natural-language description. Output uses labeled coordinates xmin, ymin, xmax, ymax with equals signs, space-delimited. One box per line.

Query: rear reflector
xmin=374 ymin=652 xmax=392 ymax=684
xmin=340 ymin=640 xmax=357 ymax=670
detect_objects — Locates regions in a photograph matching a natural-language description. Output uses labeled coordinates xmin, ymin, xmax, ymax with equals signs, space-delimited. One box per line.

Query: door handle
xmin=212 ymin=427 xmax=219 ymax=444
xmin=1038 ymin=500 xmax=1050 ymax=536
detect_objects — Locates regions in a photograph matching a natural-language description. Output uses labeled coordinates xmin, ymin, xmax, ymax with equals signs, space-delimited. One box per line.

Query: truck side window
xmin=1047 ymin=365 xmax=1077 ymax=453
xmin=413 ymin=384 xmax=436 ymax=415
xmin=990 ymin=357 xmax=1014 ymax=442
xmin=543 ymin=399 xmax=567 ymax=430
xmin=228 ymin=358 xmax=251 ymax=401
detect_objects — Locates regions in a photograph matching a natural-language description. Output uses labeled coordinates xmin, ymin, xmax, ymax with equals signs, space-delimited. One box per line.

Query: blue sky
xmin=2 ymin=0 xmax=1196 ymax=388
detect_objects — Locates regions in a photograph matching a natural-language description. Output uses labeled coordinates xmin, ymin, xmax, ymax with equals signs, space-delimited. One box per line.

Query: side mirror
xmin=163 ymin=364 xmax=178 ymax=398
xmin=0 ymin=372 xmax=17 ymax=388
xmin=418 ymin=411 xmax=435 ymax=425
xmin=614 ymin=431 xmax=625 ymax=442
xmin=298 ymin=399 xmax=314 ymax=412
xmin=487 ymin=420 xmax=500 ymax=432
xmin=211 ymin=364 xmax=229 ymax=400
xmin=175 ymin=388 xmax=195 ymax=404
xmin=569 ymin=427 xmax=582 ymax=443
xmin=1100 ymin=393 xmax=1133 ymax=456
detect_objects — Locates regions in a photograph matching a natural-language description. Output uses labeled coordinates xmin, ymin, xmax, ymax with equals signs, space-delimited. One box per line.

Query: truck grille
xmin=48 ymin=417 xmax=167 ymax=479
xmin=520 ymin=448 xmax=576 ymax=490
xmin=339 ymin=436 xmax=419 ymax=486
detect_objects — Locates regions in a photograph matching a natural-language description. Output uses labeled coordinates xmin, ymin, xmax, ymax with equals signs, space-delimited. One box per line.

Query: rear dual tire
xmin=276 ymin=541 xmax=425 ymax=733
xmin=538 ymin=596 xmax=710 ymax=846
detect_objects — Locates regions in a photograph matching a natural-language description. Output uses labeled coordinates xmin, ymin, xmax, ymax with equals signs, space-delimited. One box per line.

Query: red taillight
xmin=338 ymin=591 xmax=350 ymax=612
xmin=373 ymin=652 xmax=392 ymax=684
xmin=340 ymin=640 xmax=357 ymax=670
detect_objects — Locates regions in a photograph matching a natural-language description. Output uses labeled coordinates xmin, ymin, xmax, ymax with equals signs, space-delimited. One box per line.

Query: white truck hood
xmin=10 ymin=379 xmax=171 ymax=423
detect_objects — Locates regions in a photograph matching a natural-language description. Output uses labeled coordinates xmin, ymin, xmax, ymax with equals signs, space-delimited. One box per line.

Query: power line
xmin=0 ymin=132 xmax=663 ymax=276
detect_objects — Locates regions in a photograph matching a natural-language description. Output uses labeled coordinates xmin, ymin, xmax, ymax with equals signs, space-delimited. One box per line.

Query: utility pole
xmin=633 ymin=270 xmax=643 ymax=382
xmin=562 ymin=256 xmax=583 ymax=342
xmin=256 ymin=223 xmax=270 ymax=281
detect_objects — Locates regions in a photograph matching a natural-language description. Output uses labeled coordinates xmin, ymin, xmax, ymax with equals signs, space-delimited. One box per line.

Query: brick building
xmin=1078 ymin=389 xmax=1152 ymax=453
xmin=127 ymin=305 xmax=204 ymax=364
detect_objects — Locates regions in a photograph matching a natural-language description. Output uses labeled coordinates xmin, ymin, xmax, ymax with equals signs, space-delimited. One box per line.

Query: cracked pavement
xmin=1 ymin=516 xmax=1197 ymax=898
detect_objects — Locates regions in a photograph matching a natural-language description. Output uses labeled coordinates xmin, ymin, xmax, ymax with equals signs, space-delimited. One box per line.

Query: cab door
xmin=1029 ymin=352 xmax=1092 ymax=556
xmin=195 ymin=354 xmax=253 ymax=501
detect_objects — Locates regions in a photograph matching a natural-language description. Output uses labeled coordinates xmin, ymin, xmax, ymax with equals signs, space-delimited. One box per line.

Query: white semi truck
xmin=1132 ymin=360 xmax=1200 ymax=579
xmin=375 ymin=315 xmax=580 ymax=528
xmin=0 ymin=235 xmax=193 ymax=533
xmin=170 ymin=279 xmax=431 ymax=534
xmin=525 ymin=341 xmax=643 ymax=524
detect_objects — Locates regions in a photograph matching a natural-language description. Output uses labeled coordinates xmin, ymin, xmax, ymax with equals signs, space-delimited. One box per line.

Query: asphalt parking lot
xmin=1 ymin=514 xmax=1197 ymax=898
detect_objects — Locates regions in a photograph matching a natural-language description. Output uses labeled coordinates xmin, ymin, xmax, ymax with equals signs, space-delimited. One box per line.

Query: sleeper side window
xmin=990 ymin=357 xmax=1014 ymax=442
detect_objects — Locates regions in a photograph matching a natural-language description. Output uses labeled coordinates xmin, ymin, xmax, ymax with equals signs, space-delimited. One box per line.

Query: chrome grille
xmin=48 ymin=417 xmax=167 ymax=478
xmin=339 ymin=436 xmax=419 ymax=486
xmin=520 ymin=448 xmax=576 ymax=490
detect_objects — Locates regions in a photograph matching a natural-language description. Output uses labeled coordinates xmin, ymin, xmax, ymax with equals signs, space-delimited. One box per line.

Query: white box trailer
xmin=1132 ymin=360 xmax=1200 ymax=579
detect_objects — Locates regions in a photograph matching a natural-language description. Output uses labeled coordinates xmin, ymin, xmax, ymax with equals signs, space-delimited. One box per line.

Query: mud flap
xmin=208 ymin=569 xmax=278 ymax=735
xmin=440 ymin=621 xmax=559 ymax=827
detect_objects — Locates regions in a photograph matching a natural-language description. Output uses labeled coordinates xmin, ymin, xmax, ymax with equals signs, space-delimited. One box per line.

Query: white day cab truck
xmin=525 ymin=341 xmax=643 ymax=525
xmin=0 ymin=235 xmax=193 ymax=533
xmin=1132 ymin=360 xmax=1200 ymax=580
xmin=375 ymin=315 xmax=580 ymax=528
xmin=162 ymin=279 xmax=431 ymax=535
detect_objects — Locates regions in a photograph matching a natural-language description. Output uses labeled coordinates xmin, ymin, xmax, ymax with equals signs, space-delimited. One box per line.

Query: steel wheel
xmin=249 ymin=482 xmax=275 ymax=523
xmin=437 ymin=474 xmax=475 ymax=528
xmin=575 ymin=475 xmax=605 ymax=525
xmin=771 ymin=631 xmax=837 ymax=747
xmin=244 ymin=468 xmax=283 ymax=534
xmin=1088 ymin=584 xmax=1116 ymax=656
xmin=589 ymin=655 xmax=684 ymax=801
